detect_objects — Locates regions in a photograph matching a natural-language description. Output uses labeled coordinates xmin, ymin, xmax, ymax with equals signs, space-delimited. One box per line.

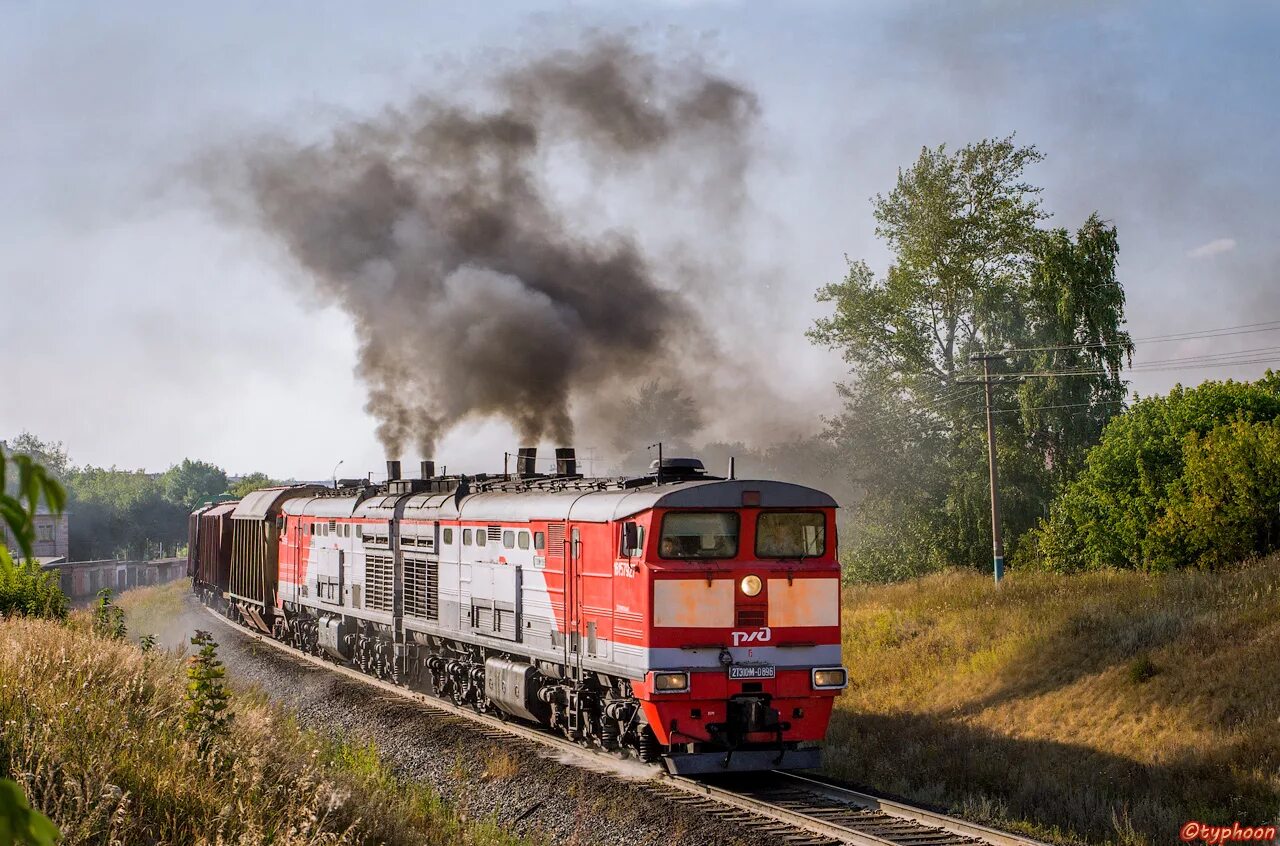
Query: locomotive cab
xmin=627 ymin=482 xmax=845 ymax=774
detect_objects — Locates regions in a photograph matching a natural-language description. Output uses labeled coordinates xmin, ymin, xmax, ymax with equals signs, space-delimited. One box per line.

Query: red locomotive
xmin=189 ymin=448 xmax=845 ymax=773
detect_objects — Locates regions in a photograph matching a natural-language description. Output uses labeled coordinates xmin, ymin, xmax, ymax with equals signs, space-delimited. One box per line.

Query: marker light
xmin=740 ymin=574 xmax=763 ymax=597
xmin=653 ymin=672 xmax=690 ymax=693
xmin=811 ymin=668 xmax=848 ymax=689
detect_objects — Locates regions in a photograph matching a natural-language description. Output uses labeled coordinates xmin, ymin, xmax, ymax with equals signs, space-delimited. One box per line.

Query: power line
xmin=969 ymin=399 xmax=1128 ymax=419
xmin=992 ymin=318 xmax=1280 ymax=356
xmin=1131 ymin=356 xmax=1280 ymax=372
xmin=1129 ymin=344 xmax=1280 ymax=367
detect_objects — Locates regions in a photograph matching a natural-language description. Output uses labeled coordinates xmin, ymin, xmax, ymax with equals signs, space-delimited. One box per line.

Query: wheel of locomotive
xmin=635 ymin=726 xmax=660 ymax=764
xmin=599 ymin=719 xmax=620 ymax=752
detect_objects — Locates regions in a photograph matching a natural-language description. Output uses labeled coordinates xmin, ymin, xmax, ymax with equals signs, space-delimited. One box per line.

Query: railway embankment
xmin=0 ymin=595 xmax=538 ymax=846
xmin=828 ymin=556 xmax=1280 ymax=845
xmin=114 ymin=582 xmax=779 ymax=846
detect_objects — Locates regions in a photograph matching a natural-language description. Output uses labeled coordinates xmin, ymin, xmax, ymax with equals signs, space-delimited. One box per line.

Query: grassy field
xmin=0 ymin=590 xmax=535 ymax=846
xmin=56 ymin=564 xmax=1280 ymax=845
xmin=825 ymin=557 xmax=1280 ymax=845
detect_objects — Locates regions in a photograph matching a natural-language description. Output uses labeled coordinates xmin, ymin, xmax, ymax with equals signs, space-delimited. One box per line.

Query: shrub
xmin=1147 ymin=419 xmax=1280 ymax=568
xmin=0 ymin=556 xmax=68 ymax=620
xmin=1025 ymin=374 xmax=1280 ymax=571
xmin=184 ymin=630 xmax=232 ymax=758
xmin=92 ymin=589 xmax=127 ymax=639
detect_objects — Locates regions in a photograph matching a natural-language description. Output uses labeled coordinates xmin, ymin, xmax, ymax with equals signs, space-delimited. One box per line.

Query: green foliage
xmin=65 ymin=466 xmax=187 ymax=560
xmin=7 ymin=437 xmax=236 ymax=560
xmin=0 ymin=778 xmax=60 ymax=846
xmin=184 ymin=630 xmax=232 ymax=757
xmin=810 ymin=136 xmax=1049 ymax=389
xmin=0 ymin=450 xmax=69 ymax=619
xmin=3 ymin=434 xmax=70 ymax=483
xmin=1026 ymin=376 xmax=1280 ymax=571
xmin=0 ymin=558 xmax=68 ymax=621
xmin=92 ymin=589 xmax=127 ymax=640
xmin=809 ymin=137 xmax=1131 ymax=581
xmin=1149 ymin=418 xmax=1280 ymax=568
xmin=1127 ymin=654 xmax=1160 ymax=684
xmin=1017 ymin=215 xmax=1132 ymax=485
xmin=227 ymin=472 xmax=276 ymax=498
xmin=0 ymin=455 xmax=66 ymax=563
xmin=160 ymin=460 xmax=228 ymax=511
xmin=138 ymin=633 xmax=158 ymax=653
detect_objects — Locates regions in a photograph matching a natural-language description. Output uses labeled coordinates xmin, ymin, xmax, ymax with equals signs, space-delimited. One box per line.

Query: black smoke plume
xmin=214 ymin=36 xmax=758 ymax=458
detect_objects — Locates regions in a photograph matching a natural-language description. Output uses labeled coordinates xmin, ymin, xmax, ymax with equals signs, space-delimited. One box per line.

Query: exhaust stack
xmin=386 ymin=460 xmax=402 ymax=482
xmin=555 ymin=447 xmax=577 ymax=477
xmin=516 ymin=447 xmax=537 ymax=477
xmin=420 ymin=460 xmax=435 ymax=479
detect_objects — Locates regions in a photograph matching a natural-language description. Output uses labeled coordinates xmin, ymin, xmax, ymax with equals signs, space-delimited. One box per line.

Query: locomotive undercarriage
xmin=220 ymin=594 xmax=816 ymax=773
xmin=268 ymin=601 xmax=661 ymax=762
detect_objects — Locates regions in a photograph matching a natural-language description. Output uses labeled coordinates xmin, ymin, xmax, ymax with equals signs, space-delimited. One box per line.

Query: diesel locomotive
xmin=188 ymin=448 xmax=846 ymax=774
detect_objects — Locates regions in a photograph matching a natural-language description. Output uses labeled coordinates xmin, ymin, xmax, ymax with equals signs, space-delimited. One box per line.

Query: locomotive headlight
xmin=740 ymin=574 xmax=763 ymax=597
xmin=812 ymin=667 xmax=848 ymax=689
xmin=653 ymin=672 xmax=690 ymax=693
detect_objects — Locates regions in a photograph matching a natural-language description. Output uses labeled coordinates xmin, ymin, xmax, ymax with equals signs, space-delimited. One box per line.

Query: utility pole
xmin=979 ymin=354 xmax=1005 ymax=584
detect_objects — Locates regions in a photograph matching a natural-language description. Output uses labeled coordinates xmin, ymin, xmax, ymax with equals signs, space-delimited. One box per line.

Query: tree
xmin=68 ymin=466 xmax=186 ymax=560
xmin=1016 ymin=216 xmax=1132 ymax=485
xmin=808 ymin=137 xmax=1132 ymax=580
xmin=228 ymin=472 xmax=276 ymax=498
xmin=3 ymin=432 xmax=71 ymax=481
xmin=160 ymin=459 xmax=228 ymax=511
xmin=1025 ymin=375 xmax=1280 ymax=571
xmin=1150 ymin=418 xmax=1280 ymax=568
xmin=607 ymin=380 xmax=704 ymax=474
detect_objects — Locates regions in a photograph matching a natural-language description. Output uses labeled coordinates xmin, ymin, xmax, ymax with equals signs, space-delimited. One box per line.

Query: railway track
xmin=202 ymin=605 xmax=1048 ymax=846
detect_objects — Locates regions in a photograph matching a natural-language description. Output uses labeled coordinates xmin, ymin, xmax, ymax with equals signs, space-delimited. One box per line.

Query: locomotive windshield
xmin=658 ymin=512 xmax=739 ymax=559
xmin=756 ymin=511 xmax=826 ymax=558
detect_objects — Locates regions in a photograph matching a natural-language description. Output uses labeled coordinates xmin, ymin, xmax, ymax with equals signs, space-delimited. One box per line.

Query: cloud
xmin=1187 ymin=237 xmax=1237 ymax=259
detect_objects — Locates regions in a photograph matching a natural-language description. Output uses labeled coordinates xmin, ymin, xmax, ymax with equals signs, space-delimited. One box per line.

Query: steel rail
xmin=763 ymin=771 xmax=1050 ymax=846
xmin=200 ymin=604 xmax=1047 ymax=846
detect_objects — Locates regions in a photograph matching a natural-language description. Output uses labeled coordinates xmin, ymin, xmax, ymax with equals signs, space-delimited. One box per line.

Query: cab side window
xmin=619 ymin=521 xmax=644 ymax=557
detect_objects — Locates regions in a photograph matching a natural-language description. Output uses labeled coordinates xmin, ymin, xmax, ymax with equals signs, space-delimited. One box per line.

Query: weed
xmin=480 ymin=748 xmax=520 ymax=782
xmin=92 ymin=589 xmax=126 ymax=640
xmin=1127 ymin=655 xmax=1159 ymax=684
xmin=183 ymin=630 xmax=232 ymax=758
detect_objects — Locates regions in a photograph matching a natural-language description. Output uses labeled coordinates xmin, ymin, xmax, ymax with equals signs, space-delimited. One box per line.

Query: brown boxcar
xmin=194 ymin=502 xmax=237 ymax=594
xmin=187 ymin=505 xmax=210 ymax=579
xmin=228 ymin=486 xmax=323 ymax=632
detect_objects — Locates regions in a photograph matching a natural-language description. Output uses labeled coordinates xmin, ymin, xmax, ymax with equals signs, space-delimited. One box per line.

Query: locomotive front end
xmin=632 ymin=484 xmax=844 ymax=774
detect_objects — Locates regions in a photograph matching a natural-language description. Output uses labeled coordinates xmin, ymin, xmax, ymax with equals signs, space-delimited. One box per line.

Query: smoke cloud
xmin=208 ymin=36 xmax=759 ymax=459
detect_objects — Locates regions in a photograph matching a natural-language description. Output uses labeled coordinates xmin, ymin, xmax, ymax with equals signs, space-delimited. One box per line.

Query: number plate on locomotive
xmin=728 ymin=663 xmax=775 ymax=680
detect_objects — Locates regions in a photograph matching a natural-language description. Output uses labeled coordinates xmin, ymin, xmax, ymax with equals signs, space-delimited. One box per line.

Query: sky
xmin=3 ymin=1 xmax=1278 ymax=480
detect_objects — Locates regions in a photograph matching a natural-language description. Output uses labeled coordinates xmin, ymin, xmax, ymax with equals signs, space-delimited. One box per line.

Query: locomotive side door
xmin=567 ymin=526 xmax=583 ymax=679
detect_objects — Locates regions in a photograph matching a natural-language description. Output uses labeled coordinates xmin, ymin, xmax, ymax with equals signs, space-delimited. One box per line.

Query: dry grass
xmin=824 ymin=557 xmax=1280 ymax=845
xmin=480 ymin=749 xmax=522 ymax=783
xmin=0 ymin=599 xmax=537 ymax=846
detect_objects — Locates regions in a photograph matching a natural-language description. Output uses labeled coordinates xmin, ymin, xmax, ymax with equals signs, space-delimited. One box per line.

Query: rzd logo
xmin=731 ymin=627 xmax=772 ymax=646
